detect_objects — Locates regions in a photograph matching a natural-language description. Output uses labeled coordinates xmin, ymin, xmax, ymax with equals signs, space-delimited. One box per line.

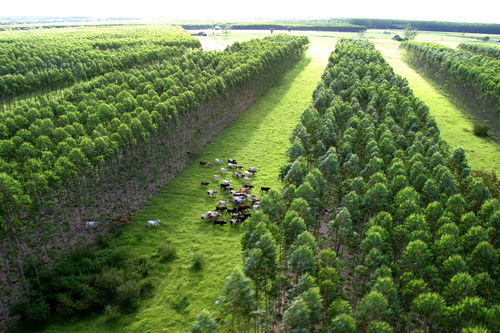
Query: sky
xmin=1 ymin=0 xmax=499 ymax=24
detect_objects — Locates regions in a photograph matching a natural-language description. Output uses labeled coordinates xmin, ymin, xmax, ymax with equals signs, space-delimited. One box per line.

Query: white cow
xmin=215 ymin=158 xmax=223 ymax=164
xmin=243 ymin=177 xmax=253 ymax=182
xmin=213 ymin=174 xmax=221 ymax=180
xmin=220 ymin=168 xmax=228 ymax=173
xmin=233 ymin=196 xmax=246 ymax=204
xmin=207 ymin=190 xmax=218 ymax=197
xmin=222 ymin=179 xmax=232 ymax=185
xmin=85 ymin=221 xmax=99 ymax=228
xmin=147 ymin=220 xmax=160 ymax=227
xmin=248 ymin=167 xmax=258 ymax=173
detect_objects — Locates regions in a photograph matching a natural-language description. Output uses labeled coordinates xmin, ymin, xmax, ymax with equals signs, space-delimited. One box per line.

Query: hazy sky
xmin=2 ymin=0 xmax=499 ymax=24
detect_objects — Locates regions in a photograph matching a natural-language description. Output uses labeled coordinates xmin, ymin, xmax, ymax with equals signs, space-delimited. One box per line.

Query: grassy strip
xmin=37 ymin=37 xmax=330 ymax=333
xmin=373 ymin=40 xmax=500 ymax=174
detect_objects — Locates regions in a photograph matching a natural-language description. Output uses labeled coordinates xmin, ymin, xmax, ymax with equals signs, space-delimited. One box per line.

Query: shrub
xmin=473 ymin=123 xmax=489 ymax=137
xmin=116 ymin=280 xmax=140 ymax=309
xmin=26 ymin=297 xmax=51 ymax=322
xmin=104 ymin=304 xmax=120 ymax=323
xmin=192 ymin=254 xmax=204 ymax=271
xmin=95 ymin=268 xmax=126 ymax=299
xmin=158 ymin=243 xmax=177 ymax=262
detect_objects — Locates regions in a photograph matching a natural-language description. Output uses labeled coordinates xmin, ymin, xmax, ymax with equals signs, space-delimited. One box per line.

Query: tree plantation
xmin=0 ymin=26 xmax=201 ymax=99
xmin=0 ymin=21 xmax=499 ymax=333
xmin=400 ymin=41 xmax=500 ymax=137
xmin=192 ymin=39 xmax=499 ymax=332
xmin=0 ymin=27 xmax=309 ymax=329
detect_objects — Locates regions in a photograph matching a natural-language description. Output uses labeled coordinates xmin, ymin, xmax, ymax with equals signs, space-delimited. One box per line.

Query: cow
xmin=227 ymin=207 xmax=237 ymax=214
xmin=221 ymin=183 xmax=229 ymax=190
xmin=228 ymin=158 xmax=237 ymax=164
xmin=230 ymin=219 xmax=239 ymax=226
xmin=244 ymin=171 xmax=253 ymax=177
xmin=239 ymin=204 xmax=251 ymax=211
xmin=201 ymin=181 xmax=210 ymax=186
xmin=200 ymin=161 xmax=207 ymax=166
xmin=201 ymin=211 xmax=220 ymax=220
xmin=112 ymin=216 xmax=130 ymax=224
xmin=260 ymin=186 xmax=271 ymax=193
xmin=207 ymin=162 xmax=213 ymax=167
xmin=85 ymin=221 xmax=99 ymax=228
xmin=239 ymin=188 xmax=249 ymax=193
xmin=244 ymin=184 xmax=254 ymax=189
xmin=233 ymin=171 xmax=243 ymax=178
xmin=213 ymin=220 xmax=227 ymax=227
xmin=248 ymin=167 xmax=258 ymax=173
xmin=233 ymin=196 xmax=246 ymax=204
xmin=207 ymin=190 xmax=218 ymax=197
xmin=213 ymin=175 xmax=221 ymax=180
xmin=243 ymin=177 xmax=253 ymax=182
xmin=235 ymin=165 xmax=244 ymax=169
xmin=147 ymin=220 xmax=160 ymax=227
xmin=218 ymin=200 xmax=230 ymax=206
xmin=215 ymin=158 xmax=223 ymax=164
xmin=220 ymin=167 xmax=228 ymax=173
xmin=222 ymin=179 xmax=232 ymax=185
xmin=228 ymin=162 xmax=237 ymax=168
xmin=216 ymin=206 xmax=227 ymax=213
xmin=253 ymin=204 xmax=260 ymax=211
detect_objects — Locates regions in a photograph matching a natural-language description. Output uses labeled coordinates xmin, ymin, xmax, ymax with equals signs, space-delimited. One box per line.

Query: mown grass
xmin=373 ymin=39 xmax=500 ymax=174
xmin=37 ymin=34 xmax=332 ymax=333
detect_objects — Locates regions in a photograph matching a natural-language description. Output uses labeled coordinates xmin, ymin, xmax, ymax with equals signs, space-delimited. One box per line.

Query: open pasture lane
xmin=374 ymin=39 xmax=500 ymax=174
xmin=40 ymin=34 xmax=333 ymax=333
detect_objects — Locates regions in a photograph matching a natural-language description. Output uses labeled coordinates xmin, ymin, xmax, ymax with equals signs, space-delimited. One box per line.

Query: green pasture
xmin=38 ymin=33 xmax=332 ymax=333
xmin=35 ymin=28 xmax=499 ymax=332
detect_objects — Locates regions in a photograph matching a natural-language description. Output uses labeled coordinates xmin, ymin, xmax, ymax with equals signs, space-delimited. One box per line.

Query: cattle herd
xmin=199 ymin=158 xmax=271 ymax=227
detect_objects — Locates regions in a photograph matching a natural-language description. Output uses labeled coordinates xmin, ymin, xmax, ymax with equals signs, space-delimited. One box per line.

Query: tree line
xmin=400 ymin=41 xmax=500 ymax=134
xmin=192 ymin=39 xmax=499 ymax=332
xmin=458 ymin=43 xmax=500 ymax=60
xmin=0 ymin=26 xmax=201 ymax=99
xmin=0 ymin=34 xmax=310 ymax=329
xmin=348 ymin=18 xmax=500 ymax=34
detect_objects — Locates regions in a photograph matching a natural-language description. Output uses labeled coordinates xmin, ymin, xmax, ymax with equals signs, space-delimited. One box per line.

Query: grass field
xmin=37 ymin=32 xmax=333 ymax=333
xmin=35 ymin=29 xmax=499 ymax=332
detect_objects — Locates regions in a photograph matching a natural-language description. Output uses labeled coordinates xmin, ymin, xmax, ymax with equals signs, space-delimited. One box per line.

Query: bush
xmin=138 ymin=278 xmax=155 ymax=297
xmin=158 ymin=243 xmax=177 ymax=262
xmin=104 ymin=304 xmax=120 ymax=322
xmin=26 ymin=297 xmax=51 ymax=322
xmin=95 ymin=268 xmax=126 ymax=299
xmin=191 ymin=254 xmax=204 ymax=271
xmin=116 ymin=280 xmax=140 ymax=309
xmin=473 ymin=123 xmax=489 ymax=137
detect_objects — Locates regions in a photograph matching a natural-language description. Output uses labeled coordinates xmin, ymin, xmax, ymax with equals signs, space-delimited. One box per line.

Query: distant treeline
xmin=181 ymin=22 xmax=367 ymax=32
xmin=348 ymin=18 xmax=500 ymax=34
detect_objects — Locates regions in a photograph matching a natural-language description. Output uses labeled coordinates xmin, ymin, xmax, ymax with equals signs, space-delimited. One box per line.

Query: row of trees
xmin=458 ymin=43 xmax=500 ymax=60
xmin=348 ymin=18 xmax=500 ymax=34
xmin=0 ymin=25 xmax=201 ymax=98
xmin=0 ymin=34 xmax=310 ymax=328
xmin=193 ymin=39 xmax=499 ymax=332
xmin=400 ymin=41 xmax=500 ymax=129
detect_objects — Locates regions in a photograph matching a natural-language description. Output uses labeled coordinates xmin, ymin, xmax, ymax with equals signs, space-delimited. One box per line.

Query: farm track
xmin=39 ymin=35 xmax=332 ymax=333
